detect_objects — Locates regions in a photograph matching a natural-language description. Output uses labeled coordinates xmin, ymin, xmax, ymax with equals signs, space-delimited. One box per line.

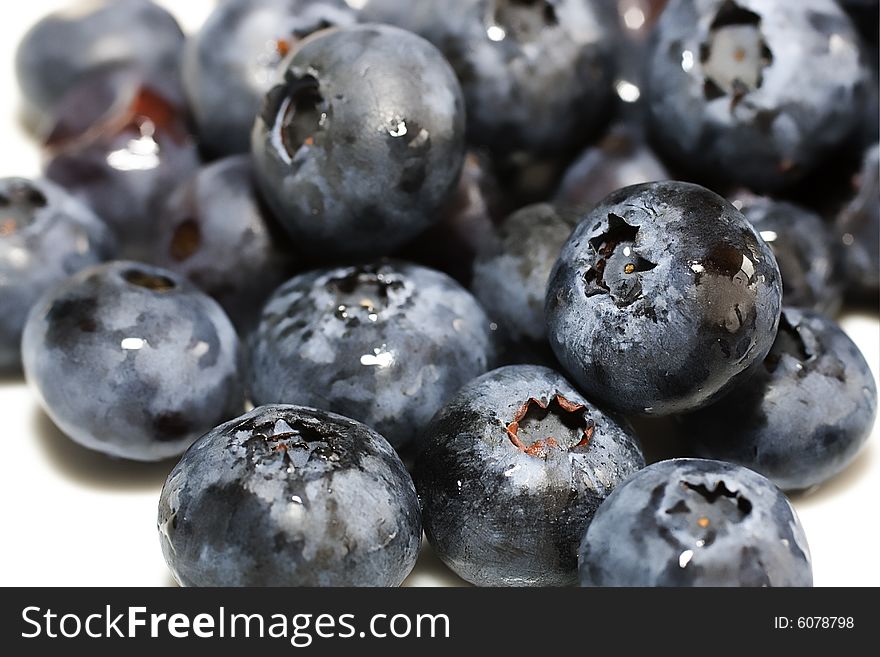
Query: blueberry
xmin=0 ymin=178 xmax=115 ymax=372
xmin=22 ymin=261 xmax=244 ymax=461
xmin=732 ymin=193 xmax=841 ymax=315
xmin=555 ymin=126 xmax=670 ymax=210
xmin=835 ymin=144 xmax=879 ymax=303
xmin=248 ymin=260 xmax=496 ymax=450
xmin=472 ymin=203 xmax=577 ymax=356
xmin=416 ymin=365 xmax=645 ymax=586
xmin=545 ymin=181 xmax=782 ymax=416
xmin=646 ymin=0 xmax=870 ymax=192
xmin=43 ymin=71 xmax=199 ymax=259
xmin=158 ymin=404 xmax=421 ymax=586
xmin=395 ymin=151 xmax=503 ymax=286
xmin=15 ymin=0 xmax=185 ymax=129
xmin=579 ymin=458 xmax=813 ymax=586
xmin=360 ymin=0 xmax=618 ymax=161
xmin=153 ymin=156 xmax=299 ymax=332
xmin=251 ymin=24 xmax=466 ymax=258
xmin=684 ymin=309 xmax=877 ymax=490
xmin=184 ymin=0 xmax=357 ymax=157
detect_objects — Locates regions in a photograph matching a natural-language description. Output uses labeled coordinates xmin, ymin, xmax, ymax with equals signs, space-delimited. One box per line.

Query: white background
xmin=0 ymin=0 xmax=877 ymax=587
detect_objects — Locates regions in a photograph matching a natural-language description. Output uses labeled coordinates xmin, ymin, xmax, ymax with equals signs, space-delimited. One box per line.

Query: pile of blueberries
xmin=2 ymin=0 xmax=878 ymax=587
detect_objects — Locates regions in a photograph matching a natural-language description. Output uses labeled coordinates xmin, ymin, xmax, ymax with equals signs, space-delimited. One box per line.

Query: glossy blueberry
xmin=43 ymin=71 xmax=200 ymax=259
xmin=646 ymin=0 xmax=871 ymax=192
xmin=153 ymin=156 xmax=299 ymax=332
xmin=416 ymin=365 xmax=645 ymax=586
xmin=0 ymin=178 xmax=115 ymax=372
xmin=15 ymin=0 xmax=185 ymax=129
xmin=360 ymin=0 xmax=618 ymax=160
xmin=545 ymin=181 xmax=782 ymax=416
xmin=158 ymin=405 xmax=421 ymax=586
xmin=22 ymin=261 xmax=244 ymax=461
xmin=555 ymin=126 xmax=670 ymax=210
xmin=472 ymin=203 xmax=577 ymax=356
xmin=578 ymin=458 xmax=813 ymax=587
xmin=835 ymin=144 xmax=879 ymax=302
xmin=684 ymin=309 xmax=877 ymax=490
xmin=184 ymin=0 xmax=356 ymax=157
xmin=733 ymin=194 xmax=840 ymax=315
xmin=248 ymin=261 xmax=496 ymax=450
xmin=251 ymin=24 xmax=466 ymax=258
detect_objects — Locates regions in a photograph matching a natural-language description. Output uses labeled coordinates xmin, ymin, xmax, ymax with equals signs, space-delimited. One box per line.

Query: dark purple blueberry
xmin=835 ymin=144 xmax=879 ymax=303
xmin=153 ymin=156 xmax=299 ymax=332
xmin=578 ymin=458 xmax=813 ymax=586
xmin=546 ymin=181 xmax=782 ymax=416
xmin=22 ymin=261 xmax=244 ymax=461
xmin=646 ymin=0 xmax=871 ymax=192
xmin=15 ymin=0 xmax=185 ymax=130
xmin=472 ymin=203 xmax=577 ymax=360
xmin=42 ymin=71 xmax=200 ymax=260
xmin=0 ymin=177 xmax=115 ymax=372
xmin=732 ymin=193 xmax=841 ymax=315
xmin=684 ymin=308 xmax=877 ymax=490
xmin=184 ymin=0 xmax=357 ymax=157
xmin=416 ymin=365 xmax=645 ymax=586
xmin=158 ymin=405 xmax=421 ymax=586
xmin=360 ymin=0 xmax=619 ymax=161
xmin=395 ymin=151 xmax=503 ymax=286
xmin=251 ymin=24 xmax=466 ymax=258
xmin=555 ymin=126 xmax=670 ymax=210
xmin=248 ymin=261 xmax=497 ymax=450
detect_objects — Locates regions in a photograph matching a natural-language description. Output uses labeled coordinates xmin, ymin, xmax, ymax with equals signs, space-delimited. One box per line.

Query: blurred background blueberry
xmin=0 ymin=177 xmax=115 ymax=372
xmin=184 ymin=0 xmax=357 ymax=157
xmin=152 ymin=155 xmax=300 ymax=333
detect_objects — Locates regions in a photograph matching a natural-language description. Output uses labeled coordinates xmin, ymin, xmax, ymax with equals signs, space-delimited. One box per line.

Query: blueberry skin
xmin=836 ymin=144 xmax=879 ymax=301
xmin=249 ymin=261 xmax=496 ymax=450
xmin=735 ymin=195 xmax=841 ymax=315
xmin=646 ymin=0 xmax=870 ymax=192
xmin=22 ymin=261 xmax=244 ymax=462
xmin=251 ymin=24 xmax=466 ymax=258
xmin=555 ymin=126 xmax=670 ymax=210
xmin=158 ymin=405 xmax=421 ymax=587
xmin=472 ymin=204 xmax=577 ymax=349
xmin=416 ymin=365 xmax=645 ymax=587
xmin=684 ymin=309 xmax=877 ymax=490
xmin=43 ymin=73 xmax=200 ymax=259
xmin=153 ymin=156 xmax=299 ymax=332
xmin=15 ymin=0 xmax=185 ymax=127
xmin=0 ymin=178 xmax=115 ymax=372
xmin=545 ymin=181 xmax=782 ymax=416
xmin=579 ymin=459 xmax=812 ymax=586
xmin=359 ymin=0 xmax=618 ymax=160
xmin=184 ymin=0 xmax=356 ymax=157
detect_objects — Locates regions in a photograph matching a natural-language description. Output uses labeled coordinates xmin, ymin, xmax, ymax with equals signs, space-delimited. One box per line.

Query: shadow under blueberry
xmin=402 ymin=538 xmax=470 ymax=588
xmin=788 ymin=443 xmax=875 ymax=507
xmin=0 ymin=370 xmax=25 ymax=388
xmin=629 ymin=415 xmax=694 ymax=464
xmin=32 ymin=405 xmax=176 ymax=492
